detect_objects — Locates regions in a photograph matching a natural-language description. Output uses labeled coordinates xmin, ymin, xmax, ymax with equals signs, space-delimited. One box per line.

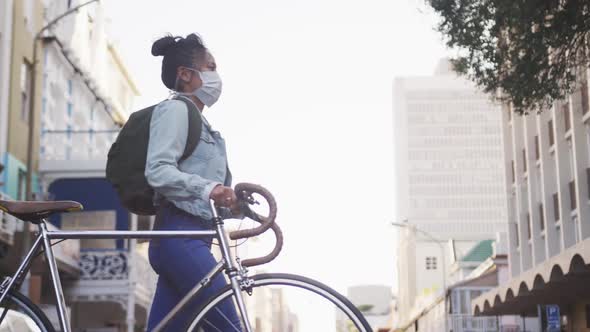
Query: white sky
xmin=103 ymin=0 xmax=450 ymax=295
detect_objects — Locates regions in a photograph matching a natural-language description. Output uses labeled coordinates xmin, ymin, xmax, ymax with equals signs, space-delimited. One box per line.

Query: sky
xmin=102 ymin=0 xmax=450 ymax=295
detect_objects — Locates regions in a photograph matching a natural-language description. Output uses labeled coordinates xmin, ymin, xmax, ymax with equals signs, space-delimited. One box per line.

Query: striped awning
xmin=473 ymin=237 xmax=590 ymax=316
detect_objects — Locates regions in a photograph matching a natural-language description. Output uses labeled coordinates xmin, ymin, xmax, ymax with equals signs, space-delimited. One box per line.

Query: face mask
xmin=179 ymin=68 xmax=223 ymax=107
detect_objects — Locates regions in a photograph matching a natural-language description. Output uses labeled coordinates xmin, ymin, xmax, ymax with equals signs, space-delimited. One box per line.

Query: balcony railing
xmin=449 ymin=314 xmax=498 ymax=332
xmin=0 ymin=193 xmax=18 ymax=246
xmin=41 ymin=130 xmax=119 ymax=161
xmin=69 ymin=249 xmax=157 ymax=309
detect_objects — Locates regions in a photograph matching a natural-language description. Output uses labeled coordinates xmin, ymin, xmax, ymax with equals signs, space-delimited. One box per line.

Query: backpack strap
xmin=174 ymin=96 xmax=203 ymax=162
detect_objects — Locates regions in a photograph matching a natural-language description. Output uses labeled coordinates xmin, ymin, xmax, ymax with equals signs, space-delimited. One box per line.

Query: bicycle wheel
xmin=185 ymin=273 xmax=373 ymax=332
xmin=0 ymin=290 xmax=55 ymax=332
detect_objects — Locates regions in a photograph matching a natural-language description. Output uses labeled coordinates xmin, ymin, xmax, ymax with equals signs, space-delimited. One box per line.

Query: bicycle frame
xmin=0 ymin=204 xmax=255 ymax=332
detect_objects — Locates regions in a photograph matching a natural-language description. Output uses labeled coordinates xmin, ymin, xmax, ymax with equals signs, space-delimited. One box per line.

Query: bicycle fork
xmin=212 ymin=204 xmax=254 ymax=332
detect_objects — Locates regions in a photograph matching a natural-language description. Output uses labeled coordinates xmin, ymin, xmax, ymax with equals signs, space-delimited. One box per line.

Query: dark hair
xmin=151 ymin=33 xmax=208 ymax=90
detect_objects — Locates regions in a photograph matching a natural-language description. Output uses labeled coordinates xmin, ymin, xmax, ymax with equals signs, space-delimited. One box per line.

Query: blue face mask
xmin=177 ymin=68 xmax=223 ymax=108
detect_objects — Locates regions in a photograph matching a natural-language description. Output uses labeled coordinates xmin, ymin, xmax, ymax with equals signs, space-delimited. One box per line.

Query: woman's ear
xmin=177 ymin=67 xmax=193 ymax=88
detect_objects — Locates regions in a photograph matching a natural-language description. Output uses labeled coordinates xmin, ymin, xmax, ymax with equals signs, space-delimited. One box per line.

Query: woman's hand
xmin=210 ymin=185 xmax=239 ymax=212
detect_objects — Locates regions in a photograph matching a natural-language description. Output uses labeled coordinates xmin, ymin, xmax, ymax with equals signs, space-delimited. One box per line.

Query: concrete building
xmin=336 ymin=285 xmax=393 ymax=332
xmin=0 ymin=0 xmax=18 ymax=273
xmin=0 ymin=0 xmax=46 ymax=290
xmin=2 ymin=0 xmax=44 ymax=201
xmin=473 ymin=68 xmax=590 ymax=331
xmin=394 ymin=59 xmax=509 ymax=326
xmin=37 ymin=1 xmax=145 ymax=331
xmin=399 ymin=236 xmax=539 ymax=332
xmin=0 ymin=0 xmax=14 ymax=166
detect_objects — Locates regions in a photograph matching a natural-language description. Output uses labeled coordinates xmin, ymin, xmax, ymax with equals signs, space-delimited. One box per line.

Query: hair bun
xmin=151 ymin=35 xmax=177 ymax=57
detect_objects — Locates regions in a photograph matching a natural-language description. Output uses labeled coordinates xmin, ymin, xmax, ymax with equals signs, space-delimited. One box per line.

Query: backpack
xmin=106 ymin=96 xmax=202 ymax=215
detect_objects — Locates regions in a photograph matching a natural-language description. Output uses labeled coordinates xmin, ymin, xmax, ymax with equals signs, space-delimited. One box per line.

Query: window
xmin=553 ymin=193 xmax=560 ymax=222
xmin=522 ymin=149 xmax=527 ymax=173
xmin=515 ymin=222 xmax=520 ymax=247
xmin=570 ymin=180 xmax=577 ymax=210
xmin=549 ymin=120 xmax=555 ymax=146
xmin=426 ymin=257 xmax=437 ymax=270
xmin=20 ymin=62 xmax=32 ymax=122
xmin=534 ymin=136 xmax=540 ymax=160
xmin=511 ymin=160 xmax=516 ymax=183
xmin=539 ymin=203 xmax=545 ymax=231
xmin=564 ymin=102 xmax=571 ymax=131
xmin=556 ymin=224 xmax=563 ymax=250
xmin=582 ymin=81 xmax=589 ymax=115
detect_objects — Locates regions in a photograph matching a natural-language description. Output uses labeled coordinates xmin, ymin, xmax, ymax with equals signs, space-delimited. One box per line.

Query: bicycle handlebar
xmin=212 ymin=183 xmax=282 ymax=268
xmin=229 ymin=183 xmax=277 ymax=240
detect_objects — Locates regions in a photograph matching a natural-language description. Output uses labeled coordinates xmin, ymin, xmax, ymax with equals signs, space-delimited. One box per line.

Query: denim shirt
xmin=144 ymin=96 xmax=231 ymax=220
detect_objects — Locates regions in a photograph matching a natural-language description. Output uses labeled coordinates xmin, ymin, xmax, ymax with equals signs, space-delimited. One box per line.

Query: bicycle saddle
xmin=0 ymin=200 xmax=83 ymax=223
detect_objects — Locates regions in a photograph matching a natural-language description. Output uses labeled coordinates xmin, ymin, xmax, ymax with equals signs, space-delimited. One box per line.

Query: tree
xmin=427 ymin=0 xmax=590 ymax=114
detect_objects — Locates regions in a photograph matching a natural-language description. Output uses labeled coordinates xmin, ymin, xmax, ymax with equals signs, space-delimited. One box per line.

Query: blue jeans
xmin=146 ymin=203 xmax=242 ymax=331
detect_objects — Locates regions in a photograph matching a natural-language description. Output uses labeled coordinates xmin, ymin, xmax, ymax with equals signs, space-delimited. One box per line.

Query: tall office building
xmin=394 ymin=59 xmax=508 ymax=325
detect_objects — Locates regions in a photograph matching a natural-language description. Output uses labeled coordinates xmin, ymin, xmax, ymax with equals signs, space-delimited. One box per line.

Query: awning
xmin=473 ymin=237 xmax=590 ymax=316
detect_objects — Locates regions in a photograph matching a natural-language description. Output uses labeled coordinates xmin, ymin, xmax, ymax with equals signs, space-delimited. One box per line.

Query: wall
xmin=0 ymin=0 xmax=14 ymax=160
xmin=502 ymin=68 xmax=590 ymax=278
xmin=7 ymin=0 xmax=43 ymax=165
xmin=571 ymin=301 xmax=590 ymax=332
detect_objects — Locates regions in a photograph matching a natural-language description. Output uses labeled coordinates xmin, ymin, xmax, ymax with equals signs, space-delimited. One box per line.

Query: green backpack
xmin=106 ymin=96 xmax=202 ymax=215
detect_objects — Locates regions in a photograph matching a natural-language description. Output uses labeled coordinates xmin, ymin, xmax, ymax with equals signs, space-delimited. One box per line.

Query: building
xmin=0 ymin=0 xmax=17 ymax=272
xmin=0 ymin=0 xmax=14 ymax=168
xmin=0 ymin=0 xmax=46 ymax=289
xmin=399 ymin=236 xmax=539 ymax=332
xmin=393 ymin=59 xmax=509 ymax=326
xmin=0 ymin=0 xmax=147 ymax=331
xmin=472 ymin=67 xmax=590 ymax=331
xmin=336 ymin=285 xmax=393 ymax=332
xmin=38 ymin=1 xmax=146 ymax=331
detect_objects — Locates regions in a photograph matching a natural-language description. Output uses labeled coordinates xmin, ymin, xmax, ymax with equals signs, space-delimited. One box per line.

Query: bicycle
xmin=0 ymin=183 xmax=372 ymax=332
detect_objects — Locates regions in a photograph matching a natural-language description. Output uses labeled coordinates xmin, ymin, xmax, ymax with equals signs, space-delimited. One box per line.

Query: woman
xmin=145 ymin=33 xmax=241 ymax=331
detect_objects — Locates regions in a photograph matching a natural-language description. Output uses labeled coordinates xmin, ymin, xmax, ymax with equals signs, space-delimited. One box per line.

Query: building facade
xmin=394 ymin=59 xmax=509 ymax=326
xmin=400 ymin=237 xmax=539 ymax=332
xmin=473 ymin=68 xmax=590 ymax=331
xmin=2 ymin=0 xmax=44 ymax=201
xmin=0 ymin=0 xmax=14 ymax=165
xmin=335 ymin=285 xmax=393 ymax=331
xmin=37 ymin=1 xmax=145 ymax=331
xmin=0 ymin=0 xmax=45 ymax=290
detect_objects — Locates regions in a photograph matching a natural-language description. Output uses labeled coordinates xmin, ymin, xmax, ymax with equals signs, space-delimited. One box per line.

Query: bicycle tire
xmin=0 ymin=289 xmax=55 ymax=332
xmin=185 ymin=273 xmax=373 ymax=332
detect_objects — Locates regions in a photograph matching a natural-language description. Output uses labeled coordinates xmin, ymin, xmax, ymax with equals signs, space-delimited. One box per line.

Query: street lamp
xmin=391 ymin=220 xmax=448 ymax=331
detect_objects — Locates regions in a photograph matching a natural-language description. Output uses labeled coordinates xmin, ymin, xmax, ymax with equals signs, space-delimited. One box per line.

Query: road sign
xmin=546 ymin=305 xmax=560 ymax=332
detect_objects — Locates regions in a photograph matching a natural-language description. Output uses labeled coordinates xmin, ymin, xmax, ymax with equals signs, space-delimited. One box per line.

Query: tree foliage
xmin=427 ymin=0 xmax=590 ymax=114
